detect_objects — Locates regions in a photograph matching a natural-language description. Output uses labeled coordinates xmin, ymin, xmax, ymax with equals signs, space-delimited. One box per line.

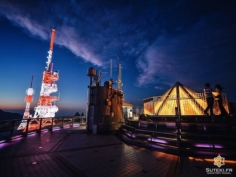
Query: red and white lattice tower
xmin=34 ymin=29 xmax=59 ymax=118
xmin=17 ymin=75 xmax=35 ymax=130
xmin=23 ymin=75 xmax=35 ymax=118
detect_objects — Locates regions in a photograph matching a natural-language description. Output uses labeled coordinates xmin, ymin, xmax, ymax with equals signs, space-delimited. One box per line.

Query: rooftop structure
xmin=122 ymin=102 xmax=133 ymax=119
xmin=86 ymin=67 xmax=124 ymax=133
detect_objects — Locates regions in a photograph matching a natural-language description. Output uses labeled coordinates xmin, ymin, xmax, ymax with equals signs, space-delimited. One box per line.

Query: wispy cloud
xmin=136 ymin=44 xmax=174 ymax=87
xmin=0 ymin=1 xmax=161 ymax=68
xmin=0 ymin=4 xmax=48 ymax=39
xmin=56 ymin=26 xmax=102 ymax=66
xmin=1 ymin=0 xmax=236 ymax=94
xmin=0 ymin=1 xmax=103 ymax=66
xmin=135 ymin=13 xmax=236 ymax=90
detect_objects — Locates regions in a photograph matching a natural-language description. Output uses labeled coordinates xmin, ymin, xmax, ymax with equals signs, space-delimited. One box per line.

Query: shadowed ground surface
xmin=0 ymin=127 xmax=235 ymax=177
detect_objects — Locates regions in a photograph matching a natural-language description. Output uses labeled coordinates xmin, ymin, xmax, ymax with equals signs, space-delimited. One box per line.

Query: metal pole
xmin=71 ymin=117 xmax=74 ymax=128
xmin=61 ymin=117 xmax=64 ymax=128
xmin=38 ymin=118 xmax=43 ymax=133
xmin=50 ymin=118 xmax=54 ymax=131
xmin=175 ymin=107 xmax=181 ymax=155
xmin=86 ymin=85 xmax=90 ymax=132
xmin=24 ymin=119 xmax=30 ymax=137
xmin=9 ymin=120 xmax=15 ymax=141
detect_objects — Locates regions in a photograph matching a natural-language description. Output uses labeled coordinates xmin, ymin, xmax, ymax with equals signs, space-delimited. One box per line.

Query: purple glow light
xmin=125 ymin=132 xmax=131 ymax=137
xmin=196 ymin=151 xmax=216 ymax=155
xmin=0 ymin=143 xmax=8 ymax=149
xmin=214 ymin=144 xmax=224 ymax=148
xmin=28 ymin=131 xmax=36 ymax=135
xmin=73 ymin=123 xmax=80 ymax=127
xmin=28 ymin=133 xmax=36 ymax=137
xmin=63 ymin=125 xmax=71 ymax=129
xmin=194 ymin=143 xmax=224 ymax=148
xmin=149 ymin=144 xmax=167 ymax=150
xmin=0 ymin=140 xmax=6 ymax=144
xmin=166 ymin=123 xmax=175 ymax=127
xmin=12 ymin=135 xmax=23 ymax=139
xmin=148 ymin=137 xmax=167 ymax=144
xmin=42 ymin=130 xmax=49 ymax=133
xmin=52 ymin=127 xmax=60 ymax=131
xmin=194 ymin=143 xmax=213 ymax=148
xmin=12 ymin=137 xmax=23 ymax=141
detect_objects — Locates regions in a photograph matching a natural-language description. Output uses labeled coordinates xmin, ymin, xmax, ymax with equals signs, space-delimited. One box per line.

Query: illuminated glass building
xmin=143 ymin=82 xmax=230 ymax=116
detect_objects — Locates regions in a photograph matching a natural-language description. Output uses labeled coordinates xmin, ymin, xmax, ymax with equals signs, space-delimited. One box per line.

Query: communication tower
xmin=17 ymin=75 xmax=35 ymax=130
xmin=23 ymin=75 xmax=35 ymax=119
xmin=34 ymin=29 xmax=59 ymax=118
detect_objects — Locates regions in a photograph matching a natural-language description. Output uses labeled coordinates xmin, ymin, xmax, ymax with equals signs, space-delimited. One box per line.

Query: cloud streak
xmin=0 ymin=1 xmax=165 ymax=68
xmin=0 ymin=1 xmax=103 ymax=66
xmin=135 ymin=10 xmax=236 ymax=90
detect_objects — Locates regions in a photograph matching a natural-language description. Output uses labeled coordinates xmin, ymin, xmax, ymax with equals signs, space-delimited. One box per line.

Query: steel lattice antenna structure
xmin=23 ymin=75 xmax=35 ymax=119
xmin=34 ymin=29 xmax=59 ymax=118
xmin=17 ymin=75 xmax=35 ymax=130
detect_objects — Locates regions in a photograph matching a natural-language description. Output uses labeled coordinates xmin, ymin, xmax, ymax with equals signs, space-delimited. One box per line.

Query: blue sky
xmin=0 ymin=0 xmax=236 ymax=116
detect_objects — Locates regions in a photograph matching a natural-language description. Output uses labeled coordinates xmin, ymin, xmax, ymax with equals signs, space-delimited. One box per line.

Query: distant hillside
xmin=0 ymin=109 xmax=22 ymax=121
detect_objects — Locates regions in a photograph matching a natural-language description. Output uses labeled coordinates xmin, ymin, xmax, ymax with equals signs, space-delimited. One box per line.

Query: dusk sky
xmin=0 ymin=0 xmax=236 ymax=116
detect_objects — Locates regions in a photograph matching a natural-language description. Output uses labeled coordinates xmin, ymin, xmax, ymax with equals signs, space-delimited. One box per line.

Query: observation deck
xmin=0 ymin=116 xmax=236 ymax=177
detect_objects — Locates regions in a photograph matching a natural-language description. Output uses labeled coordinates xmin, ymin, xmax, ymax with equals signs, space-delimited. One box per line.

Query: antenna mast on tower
xmin=117 ymin=57 xmax=123 ymax=90
xmin=110 ymin=59 xmax=112 ymax=79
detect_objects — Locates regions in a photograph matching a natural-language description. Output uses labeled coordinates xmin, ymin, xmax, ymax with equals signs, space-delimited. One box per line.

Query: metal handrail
xmin=118 ymin=116 xmax=236 ymax=159
xmin=0 ymin=116 xmax=87 ymax=142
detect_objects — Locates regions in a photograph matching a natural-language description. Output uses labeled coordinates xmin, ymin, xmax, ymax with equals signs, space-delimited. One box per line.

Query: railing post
xmin=38 ymin=118 xmax=43 ymax=133
xmin=50 ymin=118 xmax=54 ymax=131
xmin=24 ymin=119 xmax=30 ymax=137
xmin=71 ymin=117 xmax=74 ymax=128
xmin=61 ymin=117 xmax=64 ymax=128
xmin=9 ymin=120 xmax=16 ymax=141
xmin=175 ymin=107 xmax=181 ymax=155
